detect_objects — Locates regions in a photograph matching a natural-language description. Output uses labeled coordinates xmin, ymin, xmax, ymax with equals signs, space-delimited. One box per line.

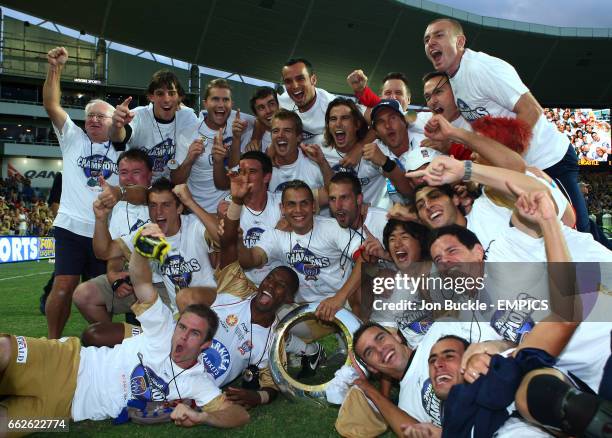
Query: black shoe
xmin=297 ymin=344 xmax=325 ymax=379
xmin=39 ymin=293 xmax=47 ymax=315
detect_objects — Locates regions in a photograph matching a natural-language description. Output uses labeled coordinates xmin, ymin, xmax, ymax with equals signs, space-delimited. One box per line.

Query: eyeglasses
xmin=86 ymin=113 xmax=110 ymax=120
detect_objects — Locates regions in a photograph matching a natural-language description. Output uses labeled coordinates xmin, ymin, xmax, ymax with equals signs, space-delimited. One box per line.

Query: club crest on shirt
xmin=147 ymin=138 xmax=176 ymax=172
xmin=421 ymin=378 xmax=442 ymax=427
xmin=301 ymin=130 xmax=316 ymax=141
xmin=490 ymin=292 xmax=536 ymax=343
xmin=130 ymin=364 xmax=169 ymax=401
xmin=244 ymin=227 xmax=265 ymax=248
xmin=239 ymin=340 xmax=253 ymax=355
xmin=78 ymin=154 xmax=117 ymax=180
xmin=456 ymin=98 xmax=489 ymax=122
xmin=160 ymin=254 xmax=201 ymax=288
xmin=285 ymin=244 xmax=330 ymax=281
xmin=273 ymin=180 xmax=291 ymax=193
xmin=201 ymin=339 xmax=231 ymax=379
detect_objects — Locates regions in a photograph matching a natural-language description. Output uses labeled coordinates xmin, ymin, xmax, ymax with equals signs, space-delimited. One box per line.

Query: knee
xmin=73 ymin=281 xmax=98 ymax=307
xmin=81 ymin=323 xmax=106 ymax=347
xmin=50 ymin=277 xmax=79 ymax=300
xmin=81 ymin=323 xmax=123 ymax=347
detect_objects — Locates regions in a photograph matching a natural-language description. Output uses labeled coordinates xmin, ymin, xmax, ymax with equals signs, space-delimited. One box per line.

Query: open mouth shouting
xmin=434 ymin=373 xmax=453 ymax=387
xmin=429 ymin=49 xmax=443 ymax=66
xmin=257 ymin=290 xmax=273 ymax=306
xmin=334 ymin=129 xmax=347 ymax=145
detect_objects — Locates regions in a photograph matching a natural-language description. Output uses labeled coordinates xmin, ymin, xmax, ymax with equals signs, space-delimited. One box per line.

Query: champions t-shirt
xmin=449 ymin=49 xmax=567 ymax=169
xmin=126 ymin=104 xmax=198 ymax=180
xmin=200 ymin=294 xmax=275 ymax=387
xmin=268 ymin=149 xmax=324 ymax=193
xmin=108 ymin=202 xmax=150 ymax=240
xmin=235 ymin=191 xmax=284 ymax=286
xmin=256 ymin=215 xmax=363 ymax=303
xmin=174 ymin=109 xmax=253 ymax=212
xmin=121 ymin=214 xmax=216 ymax=312
xmin=72 ymin=296 xmax=221 ymax=421
xmin=53 ymin=115 xmax=119 ymax=238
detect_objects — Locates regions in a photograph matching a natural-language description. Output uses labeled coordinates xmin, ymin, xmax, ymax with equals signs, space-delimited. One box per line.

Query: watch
xmin=462 ymin=160 xmax=473 ymax=182
xmin=382 ymin=157 xmax=397 ymax=173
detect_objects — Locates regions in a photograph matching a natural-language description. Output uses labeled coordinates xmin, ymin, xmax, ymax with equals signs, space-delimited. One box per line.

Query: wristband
xmin=258 ymin=390 xmax=270 ymax=404
xmin=382 ymin=157 xmax=397 ymax=173
xmin=227 ymin=201 xmax=242 ymax=220
xmin=462 ymin=160 xmax=473 ymax=182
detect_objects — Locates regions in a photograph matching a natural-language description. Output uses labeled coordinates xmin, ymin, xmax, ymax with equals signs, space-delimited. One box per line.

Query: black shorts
xmin=53 ymin=226 xmax=106 ymax=279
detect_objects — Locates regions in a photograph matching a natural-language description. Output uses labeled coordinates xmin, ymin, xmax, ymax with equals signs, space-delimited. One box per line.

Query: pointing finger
xmin=121 ymin=96 xmax=132 ymax=107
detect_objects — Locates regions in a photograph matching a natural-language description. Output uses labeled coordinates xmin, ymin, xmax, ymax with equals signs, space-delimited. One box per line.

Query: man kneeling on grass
xmin=0 ymin=224 xmax=249 ymax=434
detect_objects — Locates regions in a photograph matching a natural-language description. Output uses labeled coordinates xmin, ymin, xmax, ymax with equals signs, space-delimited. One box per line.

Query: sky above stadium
xmin=433 ymin=0 xmax=612 ymax=28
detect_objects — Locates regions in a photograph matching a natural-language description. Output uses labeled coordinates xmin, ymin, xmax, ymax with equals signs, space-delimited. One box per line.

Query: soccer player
xmin=0 ymin=231 xmax=249 ymax=429
xmin=248 ymin=87 xmax=279 ymax=152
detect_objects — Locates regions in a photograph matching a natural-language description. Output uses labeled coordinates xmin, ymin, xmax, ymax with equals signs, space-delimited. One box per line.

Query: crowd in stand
xmin=0 ymin=176 xmax=54 ymax=236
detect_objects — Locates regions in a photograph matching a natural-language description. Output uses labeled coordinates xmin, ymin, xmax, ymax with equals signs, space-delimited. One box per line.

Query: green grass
xmin=0 ymin=261 xmax=394 ymax=437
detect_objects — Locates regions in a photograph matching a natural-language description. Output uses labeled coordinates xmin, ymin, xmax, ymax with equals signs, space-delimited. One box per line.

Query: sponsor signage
xmin=0 ymin=236 xmax=55 ymax=263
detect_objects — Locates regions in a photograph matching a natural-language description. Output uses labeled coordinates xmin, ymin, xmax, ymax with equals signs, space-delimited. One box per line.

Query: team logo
xmin=301 ymin=130 xmax=316 ymax=141
xmin=244 ymin=227 xmax=265 ymax=248
xmin=239 ymin=340 xmax=253 ymax=355
xmin=421 ymin=378 xmax=442 ymax=427
xmin=274 ymin=180 xmax=291 ymax=193
xmin=201 ymin=339 xmax=231 ymax=379
xmin=456 ymin=99 xmax=489 ymax=122
xmin=78 ymin=154 xmax=117 ymax=186
xmin=285 ymin=244 xmax=330 ymax=281
xmin=490 ymin=292 xmax=536 ymax=343
xmin=226 ymin=314 xmax=238 ymax=327
xmin=130 ymin=219 xmax=147 ymax=234
xmin=147 ymin=138 xmax=176 ymax=173
xmin=160 ymin=254 xmax=201 ymax=288
xmin=421 ymin=149 xmax=431 ymax=158
xmin=130 ymin=364 xmax=169 ymax=401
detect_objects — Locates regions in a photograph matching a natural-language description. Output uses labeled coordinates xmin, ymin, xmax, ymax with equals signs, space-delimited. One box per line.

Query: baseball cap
xmin=371 ymin=99 xmax=405 ymax=127
xmin=405 ymin=147 xmax=442 ymax=171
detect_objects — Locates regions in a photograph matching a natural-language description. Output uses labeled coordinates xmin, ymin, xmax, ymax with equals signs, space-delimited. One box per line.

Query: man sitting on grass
xmin=0 ymin=224 xmax=249 ymax=433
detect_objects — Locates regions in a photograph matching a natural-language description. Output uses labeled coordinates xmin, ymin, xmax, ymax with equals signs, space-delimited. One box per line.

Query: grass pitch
xmin=0 ymin=261 xmax=393 ymax=437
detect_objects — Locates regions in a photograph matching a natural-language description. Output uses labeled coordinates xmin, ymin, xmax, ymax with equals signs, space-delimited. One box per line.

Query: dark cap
xmin=371 ymin=99 xmax=405 ymax=127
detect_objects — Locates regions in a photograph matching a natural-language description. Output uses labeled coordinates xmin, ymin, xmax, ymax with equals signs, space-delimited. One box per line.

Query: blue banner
xmin=0 ymin=236 xmax=56 ymax=263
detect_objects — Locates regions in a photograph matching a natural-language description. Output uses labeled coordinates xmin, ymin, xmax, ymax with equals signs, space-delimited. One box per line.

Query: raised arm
xmin=172 ymin=184 xmax=219 ymax=243
xmin=109 ymin=97 xmax=135 ymax=143
xmin=42 ymin=47 xmax=69 ymax=130
xmin=128 ymin=225 xmax=159 ymax=305
xmin=92 ymin=199 xmax=124 ymax=260
xmin=424 ymin=114 xmax=526 ymax=172
xmin=211 ymin=130 xmax=231 ymax=190
xmin=171 ymin=138 xmax=204 ymax=185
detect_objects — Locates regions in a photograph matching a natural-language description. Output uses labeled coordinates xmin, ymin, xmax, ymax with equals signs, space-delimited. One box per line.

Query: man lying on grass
xmin=0 ymin=224 xmax=249 ymax=434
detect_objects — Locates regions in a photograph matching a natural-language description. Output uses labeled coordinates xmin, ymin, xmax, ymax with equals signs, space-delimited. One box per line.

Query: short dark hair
xmin=272 ymin=109 xmax=303 ymax=135
xmin=382 ymin=219 xmax=430 ymax=260
xmin=411 ymin=183 xmax=456 ymax=208
xmin=283 ymin=58 xmax=314 ymax=76
xmin=182 ymin=304 xmax=219 ymax=342
xmin=435 ymin=334 xmax=470 ymax=351
xmin=269 ymin=266 xmax=300 ymax=300
xmin=117 ymin=148 xmax=153 ymax=172
xmin=204 ymin=78 xmax=232 ymax=100
xmin=353 ymin=322 xmax=392 ymax=361
xmin=329 ymin=172 xmax=362 ymax=197
xmin=147 ymin=177 xmax=179 ymax=205
xmin=147 ymin=70 xmax=185 ymax=98
xmin=428 ymin=224 xmax=482 ymax=253
xmin=240 ymin=150 xmax=273 ymax=175
xmin=422 ymin=71 xmax=449 ymax=84
xmin=381 ymin=72 xmax=411 ymax=99
xmin=324 ymin=97 xmax=368 ymax=147
xmin=281 ymin=179 xmax=314 ymax=204
xmin=249 ymin=86 xmax=278 ymax=114
xmin=428 ymin=18 xmax=465 ymax=37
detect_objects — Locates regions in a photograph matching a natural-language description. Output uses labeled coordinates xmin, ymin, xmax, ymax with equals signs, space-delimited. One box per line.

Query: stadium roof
xmin=1 ymin=0 xmax=611 ymax=106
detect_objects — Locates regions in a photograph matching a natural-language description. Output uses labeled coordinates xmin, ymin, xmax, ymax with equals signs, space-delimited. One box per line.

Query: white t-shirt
xmin=126 ymin=104 xmax=198 ymax=180
xmin=53 ymin=116 xmax=120 ymax=238
xmin=268 ymin=149 xmax=324 ymax=193
xmin=237 ymin=192 xmax=284 ymax=285
xmin=398 ymin=321 xmax=501 ymax=425
xmin=375 ymin=135 xmax=422 ymax=207
xmin=278 ymin=87 xmax=336 ymax=148
xmin=200 ymin=294 xmax=275 ymax=386
xmin=121 ymin=214 xmax=216 ymax=312
xmin=362 ymin=206 xmax=387 ymax=243
xmin=466 ymin=171 xmax=569 ymax=251
xmin=326 ymin=149 xmax=387 ymax=207
xmin=108 ymin=202 xmax=151 ymax=240
xmin=174 ymin=110 xmax=253 ymax=212
xmin=450 ymin=49 xmax=567 ymax=169
xmin=256 ymin=215 xmax=363 ymax=302
xmin=261 ymin=131 xmax=272 ymax=153
xmin=71 ymin=297 xmax=221 ymax=421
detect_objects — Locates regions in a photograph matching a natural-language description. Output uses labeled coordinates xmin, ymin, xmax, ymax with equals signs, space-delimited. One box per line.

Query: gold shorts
xmin=0 ymin=334 xmax=81 ymax=436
